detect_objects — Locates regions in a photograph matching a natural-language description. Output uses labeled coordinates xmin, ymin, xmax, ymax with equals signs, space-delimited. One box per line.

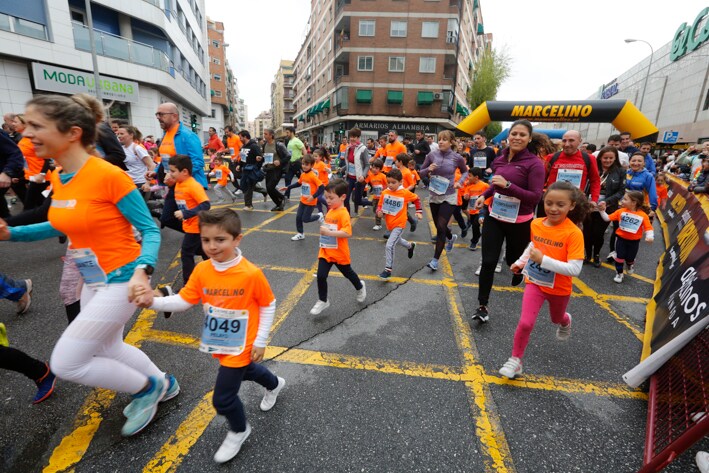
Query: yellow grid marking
xmin=573 ymin=278 xmax=643 ymax=341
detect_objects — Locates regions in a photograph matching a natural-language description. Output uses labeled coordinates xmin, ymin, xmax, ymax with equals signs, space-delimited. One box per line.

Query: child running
xmin=407 ymin=159 xmax=421 ymax=188
xmin=464 ymin=168 xmax=489 ymax=250
xmin=311 ymin=179 xmax=367 ymax=315
xmin=135 ymin=208 xmax=285 ymax=464
xmin=281 ymin=154 xmax=325 ymax=241
xmin=312 ymin=148 xmax=331 ymax=215
xmin=170 ymin=155 xmax=211 ymax=284
xmin=499 ymin=181 xmax=589 ymax=378
xmin=394 ymin=153 xmax=418 ymax=232
xmin=208 ymin=156 xmax=235 ymax=204
xmin=655 ymin=173 xmax=669 ymax=209
xmin=376 ymin=168 xmax=422 ymax=279
xmin=365 ymin=159 xmax=388 ymax=231
xmin=598 ymin=190 xmax=654 ymax=283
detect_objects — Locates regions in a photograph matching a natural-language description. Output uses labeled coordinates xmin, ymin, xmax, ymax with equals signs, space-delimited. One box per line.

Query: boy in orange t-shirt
xmin=208 ymin=157 xmax=235 ymax=204
xmin=407 ymin=160 xmax=421 ymax=187
xmin=280 ymin=155 xmax=325 ymax=241
xmin=365 ymin=159 xmax=388 ymax=230
xmin=463 ymin=168 xmax=490 ymax=250
xmin=170 ymin=155 xmax=211 ymax=284
xmin=313 ymin=148 xmax=331 ymax=214
xmin=376 ymin=168 xmax=422 ymax=279
xmin=142 ymin=208 xmax=285 ymax=464
xmin=394 ymin=153 xmax=419 ymax=233
xmin=310 ymin=179 xmax=366 ymax=315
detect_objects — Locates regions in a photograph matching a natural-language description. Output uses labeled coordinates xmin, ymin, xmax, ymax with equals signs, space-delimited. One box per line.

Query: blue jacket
xmin=643 ymin=153 xmax=656 ymax=175
xmin=626 ymin=168 xmax=658 ymax=210
xmin=0 ymin=132 xmax=25 ymax=177
xmin=161 ymin=122 xmax=207 ymax=188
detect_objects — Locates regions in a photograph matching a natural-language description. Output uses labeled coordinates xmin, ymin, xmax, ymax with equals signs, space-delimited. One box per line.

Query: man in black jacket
xmin=261 ymin=128 xmax=289 ymax=211
xmin=0 ymin=132 xmax=27 ymax=218
xmin=238 ymin=130 xmax=268 ymax=210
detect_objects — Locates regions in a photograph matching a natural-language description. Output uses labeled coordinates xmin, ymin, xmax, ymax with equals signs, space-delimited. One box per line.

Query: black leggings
xmin=582 ymin=212 xmax=610 ymax=259
xmin=0 ymin=345 xmax=47 ymax=381
xmin=316 ymin=258 xmax=362 ymax=302
xmin=477 ymin=216 xmax=532 ymax=306
xmin=430 ymin=202 xmax=454 ymax=259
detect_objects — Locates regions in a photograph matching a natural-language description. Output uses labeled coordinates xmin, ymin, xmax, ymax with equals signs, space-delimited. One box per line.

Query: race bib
xmin=473 ymin=155 xmax=487 ymax=168
xmin=68 ymin=248 xmax=107 ymax=288
xmin=490 ymin=193 xmax=521 ymax=223
xmin=301 ymin=183 xmax=311 ymax=197
xmin=384 ymin=156 xmax=394 ymax=168
xmin=319 ymin=223 xmax=339 ymax=249
xmin=347 ymin=162 xmax=356 ymax=176
xmin=522 ymin=259 xmax=556 ymax=288
xmin=557 ymin=168 xmax=583 ymax=188
xmin=239 ymin=149 xmax=248 ymax=161
xmin=619 ymin=212 xmax=642 ymax=234
xmin=372 ymin=185 xmax=383 ymax=197
xmin=429 ymin=175 xmax=450 ymax=195
xmin=228 ymin=147 xmax=235 ymax=155
xmin=381 ymin=194 xmax=405 ymax=215
xmin=264 ymin=153 xmax=274 ymax=165
xmin=215 ymin=170 xmax=223 ymax=180
xmin=160 ymin=153 xmax=171 ymax=162
xmin=175 ymin=199 xmax=188 ymax=211
xmin=199 ymin=305 xmax=249 ymax=355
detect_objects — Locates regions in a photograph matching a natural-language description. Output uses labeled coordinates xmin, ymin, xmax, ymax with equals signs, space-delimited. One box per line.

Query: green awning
xmin=322 ymin=98 xmax=331 ymax=110
xmin=474 ymin=0 xmax=478 ymax=8
xmin=456 ymin=103 xmax=469 ymax=117
xmin=356 ymin=89 xmax=372 ymax=103
xmin=417 ymin=91 xmax=434 ymax=105
xmin=313 ymin=103 xmax=322 ymax=114
xmin=477 ymin=23 xmax=484 ymax=35
xmin=307 ymin=106 xmax=316 ymax=116
xmin=387 ymin=90 xmax=403 ymax=104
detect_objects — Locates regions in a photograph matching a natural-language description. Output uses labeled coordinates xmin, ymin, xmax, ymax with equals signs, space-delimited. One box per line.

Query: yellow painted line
xmin=242 ymin=203 xmax=298 ymax=237
xmin=598 ymin=294 xmax=651 ymax=304
xmin=142 ymin=391 xmax=216 ymax=473
xmin=573 ymin=278 xmax=643 ymax=341
xmin=270 ymin=260 xmax=319 ymax=335
xmin=483 ymin=373 xmax=647 ymax=400
xmin=600 ymin=262 xmax=655 ymax=284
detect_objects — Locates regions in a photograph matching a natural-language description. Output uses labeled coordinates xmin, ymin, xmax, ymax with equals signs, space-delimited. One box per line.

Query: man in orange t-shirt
xmin=383 ymin=130 xmax=407 ymax=173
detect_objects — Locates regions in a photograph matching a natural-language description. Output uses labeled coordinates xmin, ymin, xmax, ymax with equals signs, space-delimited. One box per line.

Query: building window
xmin=212 ymin=57 xmax=220 ymax=65
xmin=359 ymin=20 xmax=375 ymax=37
xmin=704 ymin=89 xmax=709 ymax=111
xmin=419 ymin=57 xmax=436 ymax=73
xmin=214 ymin=74 xmax=221 ymax=81
xmin=357 ymin=56 xmax=374 ymax=71
xmin=388 ymin=56 xmax=405 ymax=72
xmin=211 ymin=109 xmax=216 ymax=118
xmin=422 ymin=21 xmax=439 ymax=38
xmin=212 ymin=40 xmax=219 ymax=48
xmin=390 ymin=20 xmax=407 ymax=37
xmin=214 ymin=90 xmax=222 ymax=97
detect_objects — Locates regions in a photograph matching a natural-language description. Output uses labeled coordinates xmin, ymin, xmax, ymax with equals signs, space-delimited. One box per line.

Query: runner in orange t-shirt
xmin=463 ymin=168 xmax=490 ymax=250
xmin=280 ymin=155 xmax=324 ymax=240
xmin=208 ymin=157 xmax=235 ymax=203
xmin=383 ymin=130 xmax=407 ymax=173
xmin=365 ymin=159 xmax=388 ymax=230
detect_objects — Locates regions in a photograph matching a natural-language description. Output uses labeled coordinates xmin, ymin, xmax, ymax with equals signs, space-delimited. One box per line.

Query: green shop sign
xmin=31 ymin=63 xmax=140 ymax=103
xmin=670 ymin=7 xmax=709 ymax=61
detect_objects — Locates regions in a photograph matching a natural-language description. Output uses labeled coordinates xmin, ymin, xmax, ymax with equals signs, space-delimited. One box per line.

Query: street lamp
xmin=624 ymin=38 xmax=654 ymax=112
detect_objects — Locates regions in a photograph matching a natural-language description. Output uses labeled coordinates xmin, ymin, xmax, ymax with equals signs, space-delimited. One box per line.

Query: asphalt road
xmin=0 ymin=188 xmax=706 ymax=473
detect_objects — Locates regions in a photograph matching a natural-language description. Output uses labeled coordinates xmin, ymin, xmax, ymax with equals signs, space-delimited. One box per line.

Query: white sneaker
xmin=626 ymin=264 xmax=635 ymax=275
xmin=260 ymin=377 xmax=285 ymax=412
xmin=499 ymin=357 xmax=523 ymax=379
xmin=475 ymin=265 xmax=481 ymax=276
xmin=696 ymin=451 xmax=709 ymax=473
xmin=317 ymin=212 xmax=325 ymax=224
xmin=356 ymin=280 xmax=366 ymax=302
xmin=606 ymin=250 xmax=617 ymax=262
xmin=372 ymin=224 xmax=382 ymax=231
xmin=614 ymin=273 xmax=624 ymax=283
xmin=235 ymin=189 xmax=243 ymax=195
xmin=213 ymin=423 xmax=251 ymax=464
xmin=556 ymin=313 xmax=572 ymax=341
xmin=408 ymin=203 xmax=415 ymax=208
xmin=495 ymin=263 xmax=502 ymax=273
xmin=291 ymin=233 xmax=305 ymax=241
xmin=310 ymin=300 xmax=330 ymax=315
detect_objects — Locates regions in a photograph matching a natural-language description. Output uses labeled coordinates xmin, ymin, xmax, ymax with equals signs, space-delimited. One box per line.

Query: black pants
xmin=228 ymin=160 xmax=241 ymax=191
xmin=452 ymin=205 xmax=468 ymax=231
xmin=181 ymin=232 xmax=207 ymax=284
xmin=213 ymin=362 xmax=278 ymax=433
xmin=582 ymin=212 xmax=610 ymax=259
xmin=345 ymin=176 xmax=365 ymax=214
xmin=265 ymin=169 xmax=285 ymax=207
xmin=242 ymin=180 xmax=267 ymax=207
xmin=316 ymin=257 xmax=362 ymax=302
xmin=609 ymin=221 xmax=619 ymax=254
xmin=470 ymin=216 xmax=482 ymax=245
xmin=614 ymin=236 xmax=640 ymax=273
xmin=0 ymin=178 xmax=28 ymax=218
xmin=478 ymin=216 xmax=532 ymax=306
xmin=160 ymin=187 xmax=185 ymax=233
xmin=0 ymin=345 xmax=47 ymax=381
xmin=283 ymin=160 xmax=301 ymax=199
xmin=23 ymin=182 xmax=49 ymax=210
xmin=296 ymin=202 xmax=320 ymax=234
xmin=430 ymin=202 xmax=454 ymax=259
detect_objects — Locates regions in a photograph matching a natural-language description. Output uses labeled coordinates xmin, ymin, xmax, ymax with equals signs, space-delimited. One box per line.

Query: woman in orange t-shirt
xmin=499 ymin=181 xmax=589 ymax=379
xmin=14 ymin=114 xmax=49 ymax=210
xmin=0 ymin=94 xmax=173 ymax=438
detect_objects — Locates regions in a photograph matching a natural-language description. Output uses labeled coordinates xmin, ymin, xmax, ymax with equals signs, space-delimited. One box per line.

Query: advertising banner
xmin=623 ymin=176 xmax=709 ymax=387
xmin=32 ymin=63 xmax=140 ymax=103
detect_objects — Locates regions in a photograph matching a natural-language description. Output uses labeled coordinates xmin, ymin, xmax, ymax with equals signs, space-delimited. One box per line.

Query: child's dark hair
xmin=313 ymin=147 xmax=327 ymax=158
xmin=326 ymin=178 xmax=348 ymax=196
xmin=396 ymin=153 xmax=411 ymax=166
xmin=198 ymin=208 xmax=242 ymax=236
xmin=213 ymin=156 xmax=222 ymax=163
xmin=302 ymin=154 xmax=315 ymax=165
xmin=544 ymin=181 xmax=589 ymax=224
xmin=169 ymin=155 xmax=193 ymax=175
xmin=470 ymin=167 xmax=484 ymax=179
xmin=371 ymin=158 xmax=384 ymax=170
xmin=624 ymin=190 xmax=650 ymax=213
xmin=387 ymin=168 xmax=403 ymax=181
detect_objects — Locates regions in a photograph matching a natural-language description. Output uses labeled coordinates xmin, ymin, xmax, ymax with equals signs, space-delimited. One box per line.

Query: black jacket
xmin=600 ymin=166 xmax=626 ymax=212
xmin=412 ymin=139 xmax=431 ymax=165
xmin=241 ymin=139 xmax=262 ymax=167
xmin=0 ymin=132 xmax=25 ymax=177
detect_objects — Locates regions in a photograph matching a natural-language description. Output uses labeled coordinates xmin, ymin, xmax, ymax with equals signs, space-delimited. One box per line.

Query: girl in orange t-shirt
xmin=280 ymin=155 xmax=325 ymax=240
xmin=655 ymin=173 xmax=669 ymax=209
xmin=499 ymin=181 xmax=589 ymax=379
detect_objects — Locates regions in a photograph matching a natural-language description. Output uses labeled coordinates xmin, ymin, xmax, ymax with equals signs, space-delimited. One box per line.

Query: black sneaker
xmin=410 ymin=220 xmax=417 ymax=232
xmin=511 ymin=274 xmax=524 ymax=286
xmin=378 ymin=269 xmax=392 ymax=280
xmin=472 ymin=305 xmax=489 ymax=323
xmin=158 ymin=285 xmax=174 ymax=318
xmin=408 ymin=242 xmax=416 ymax=259
xmin=430 ymin=235 xmax=437 ymax=243
xmin=382 ymin=232 xmax=391 ymax=239
xmin=461 ymin=227 xmax=468 ymax=239
xmin=592 ymin=256 xmax=601 ymax=268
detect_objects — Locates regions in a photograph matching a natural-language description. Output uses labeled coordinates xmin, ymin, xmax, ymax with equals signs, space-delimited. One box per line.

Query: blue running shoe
xmin=33 ymin=364 xmax=56 ymax=404
xmin=162 ymin=374 xmax=180 ymax=402
xmin=445 ymin=234 xmax=458 ymax=253
xmin=121 ymin=375 xmax=167 ymax=437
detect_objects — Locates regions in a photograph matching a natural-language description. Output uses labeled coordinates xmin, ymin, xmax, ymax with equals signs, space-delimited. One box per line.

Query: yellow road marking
xmin=600 ymin=262 xmax=655 ymax=284
xmin=270 ymin=261 xmax=319 ymax=335
xmin=572 ymin=278 xmax=643 ymax=341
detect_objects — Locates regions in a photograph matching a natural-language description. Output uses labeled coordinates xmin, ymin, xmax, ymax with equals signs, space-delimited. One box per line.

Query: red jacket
xmin=545 ymin=150 xmax=601 ymax=202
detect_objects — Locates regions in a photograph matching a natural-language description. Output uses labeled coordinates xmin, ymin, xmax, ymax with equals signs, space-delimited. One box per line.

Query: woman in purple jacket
xmin=472 ymin=120 xmax=545 ymax=323
xmin=419 ymin=130 xmax=469 ymax=271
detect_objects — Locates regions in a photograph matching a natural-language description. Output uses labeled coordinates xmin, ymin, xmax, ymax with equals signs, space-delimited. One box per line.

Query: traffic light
xmin=190 ymin=114 xmax=197 ymax=132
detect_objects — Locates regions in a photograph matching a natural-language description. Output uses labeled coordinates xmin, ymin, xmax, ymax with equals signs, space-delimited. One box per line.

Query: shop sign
xmin=31 ymin=63 xmax=140 ymax=103
xmin=600 ymin=81 xmax=619 ymax=100
xmin=345 ymin=121 xmax=437 ymax=134
xmin=670 ymin=7 xmax=709 ymax=62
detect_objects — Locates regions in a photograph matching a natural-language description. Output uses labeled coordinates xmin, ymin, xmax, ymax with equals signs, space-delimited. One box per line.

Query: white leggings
xmin=50 ymin=283 xmax=164 ymax=394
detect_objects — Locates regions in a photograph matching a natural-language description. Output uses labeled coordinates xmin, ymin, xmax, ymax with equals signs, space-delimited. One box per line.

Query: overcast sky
xmin=204 ymin=0 xmax=707 ymax=121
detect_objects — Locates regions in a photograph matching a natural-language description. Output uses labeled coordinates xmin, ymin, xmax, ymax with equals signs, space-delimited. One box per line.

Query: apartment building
xmin=0 ymin=0 xmax=209 ymax=137
xmin=253 ymin=110 xmax=273 ymax=138
xmin=203 ymin=17 xmax=238 ymax=138
xmin=271 ymin=60 xmax=295 ymax=138
xmin=292 ymin=0 xmax=492 ymax=145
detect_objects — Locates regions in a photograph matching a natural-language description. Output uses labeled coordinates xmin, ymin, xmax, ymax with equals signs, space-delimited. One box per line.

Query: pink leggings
xmin=512 ymin=283 xmax=571 ymax=359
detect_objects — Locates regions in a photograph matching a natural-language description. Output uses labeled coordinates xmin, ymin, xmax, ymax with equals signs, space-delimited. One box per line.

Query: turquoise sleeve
xmin=9 ymin=221 xmax=62 ymax=241
xmin=116 ymin=189 xmax=161 ymax=266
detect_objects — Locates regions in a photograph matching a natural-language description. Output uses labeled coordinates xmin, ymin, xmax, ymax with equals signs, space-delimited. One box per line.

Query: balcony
xmin=72 ymin=22 xmax=172 ymax=75
xmin=335 ymin=0 xmax=351 ymax=16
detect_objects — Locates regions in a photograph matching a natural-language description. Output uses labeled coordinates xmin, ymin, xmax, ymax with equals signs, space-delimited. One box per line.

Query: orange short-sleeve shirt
xmin=465 ymin=181 xmax=490 ymax=215
xmin=313 ymin=161 xmax=329 ymax=186
xmin=383 ymin=141 xmax=406 ymax=172
xmin=528 ymin=217 xmax=584 ymax=296
xmin=607 ymin=208 xmax=652 ymax=241
xmin=18 ymin=137 xmax=44 ymax=178
xmin=226 ymin=135 xmax=242 ymax=159
xmin=366 ymin=171 xmax=388 ymax=199
xmin=49 ymin=157 xmax=140 ymax=275
xmin=318 ymin=206 xmax=352 ymax=265
xmin=299 ymin=170 xmax=323 ymax=206
xmin=212 ymin=164 xmax=231 ymax=186
xmin=377 ymin=187 xmax=420 ymax=230
xmin=400 ymin=167 xmax=415 ymax=190
xmin=175 ymin=176 xmax=209 ymax=233
xmin=179 ymin=257 xmax=275 ymax=368
xmin=159 ymin=125 xmax=178 ymax=161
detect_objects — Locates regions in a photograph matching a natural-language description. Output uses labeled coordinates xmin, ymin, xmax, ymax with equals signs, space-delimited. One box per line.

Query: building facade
xmin=271 ymin=59 xmax=295 ymax=138
xmin=0 ymin=0 xmax=210 ymax=139
xmin=554 ymin=7 xmax=709 ymax=147
xmin=292 ymin=0 xmax=492 ymax=146
xmin=203 ymin=17 xmax=238 ymax=139
xmin=252 ymin=110 xmax=273 ymax=138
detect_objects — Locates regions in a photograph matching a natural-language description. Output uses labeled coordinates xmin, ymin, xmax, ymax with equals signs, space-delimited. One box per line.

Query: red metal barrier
xmin=640 ymin=328 xmax=709 ymax=472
